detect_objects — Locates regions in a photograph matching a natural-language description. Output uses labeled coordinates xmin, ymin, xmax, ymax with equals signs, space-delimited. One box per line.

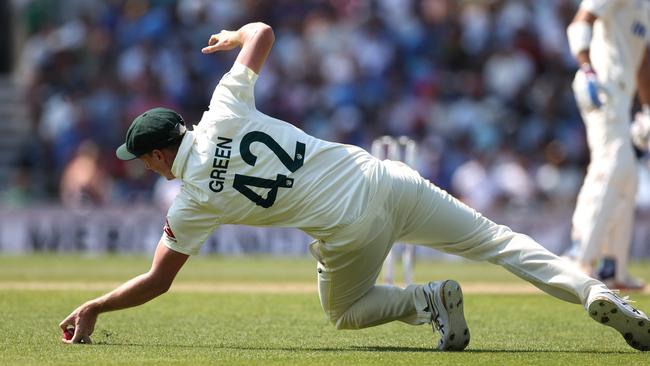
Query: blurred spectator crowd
xmin=4 ymin=0 xmax=649 ymax=213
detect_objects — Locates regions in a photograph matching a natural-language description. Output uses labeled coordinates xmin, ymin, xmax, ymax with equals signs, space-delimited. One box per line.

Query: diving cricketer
xmin=60 ymin=22 xmax=650 ymax=351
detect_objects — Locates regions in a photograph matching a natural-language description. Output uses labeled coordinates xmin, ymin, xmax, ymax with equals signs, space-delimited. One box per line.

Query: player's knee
xmin=321 ymin=307 xmax=344 ymax=329
xmin=323 ymin=314 xmax=347 ymax=330
xmin=322 ymin=308 xmax=359 ymax=330
xmin=332 ymin=316 xmax=346 ymax=330
xmin=333 ymin=314 xmax=360 ymax=330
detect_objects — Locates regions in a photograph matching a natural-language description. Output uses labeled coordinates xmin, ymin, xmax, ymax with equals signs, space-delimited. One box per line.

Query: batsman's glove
xmin=572 ymin=63 xmax=606 ymax=111
xmin=631 ymin=106 xmax=650 ymax=151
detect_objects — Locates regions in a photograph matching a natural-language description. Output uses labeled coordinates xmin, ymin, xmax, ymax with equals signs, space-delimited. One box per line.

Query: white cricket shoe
xmin=587 ymin=290 xmax=650 ymax=351
xmin=424 ymin=280 xmax=470 ymax=351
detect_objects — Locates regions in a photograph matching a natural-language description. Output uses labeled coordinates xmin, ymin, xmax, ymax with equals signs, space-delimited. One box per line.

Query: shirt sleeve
xmin=207 ymin=62 xmax=260 ymax=118
xmin=580 ymin=0 xmax=618 ymax=17
xmin=161 ymin=189 xmax=220 ymax=255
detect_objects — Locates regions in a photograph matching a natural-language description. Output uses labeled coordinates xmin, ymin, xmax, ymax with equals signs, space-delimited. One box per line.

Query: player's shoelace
xmin=608 ymin=290 xmax=645 ymax=316
xmin=424 ymin=283 xmax=444 ymax=343
xmin=432 ymin=308 xmax=445 ymax=343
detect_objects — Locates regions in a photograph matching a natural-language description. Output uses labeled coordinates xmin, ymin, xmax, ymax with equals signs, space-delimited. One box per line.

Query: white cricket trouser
xmin=310 ymin=160 xmax=603 ymax=329
xmin=571 ymin=87 xmax=637 ymax=280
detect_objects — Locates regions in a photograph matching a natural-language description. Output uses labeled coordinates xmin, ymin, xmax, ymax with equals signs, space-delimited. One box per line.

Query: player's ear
xmin=151 ymin=149 xmax=164 ymax=162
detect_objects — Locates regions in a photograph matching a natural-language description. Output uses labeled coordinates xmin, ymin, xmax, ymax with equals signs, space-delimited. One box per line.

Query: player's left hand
xmin=201 ymin=30 xmax=242 ymax=54
xmin=59 ymin=302 xmax=98 ymax=344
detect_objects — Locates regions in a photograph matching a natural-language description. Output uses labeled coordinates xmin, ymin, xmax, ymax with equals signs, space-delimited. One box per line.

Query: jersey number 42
xmin=233 ymin=131 xmax=305 ymax=208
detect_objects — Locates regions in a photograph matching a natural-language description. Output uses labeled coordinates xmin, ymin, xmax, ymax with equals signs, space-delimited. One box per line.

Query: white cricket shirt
xmin=582 ymin=0 xmax=650 ymax=96
xmin=161 ymin=63 xmax=378 ymax=255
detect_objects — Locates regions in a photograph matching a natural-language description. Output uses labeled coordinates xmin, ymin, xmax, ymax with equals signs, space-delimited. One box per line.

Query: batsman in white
xmin=565 ymin=0 xmax=650 ymax=290
xmin=60 ymin=22 xmax=650 ymax=351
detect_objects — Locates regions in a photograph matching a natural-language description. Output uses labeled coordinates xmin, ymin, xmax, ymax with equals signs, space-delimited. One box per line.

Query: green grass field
xmin=1 ymin=255 xmax=650 ymax=365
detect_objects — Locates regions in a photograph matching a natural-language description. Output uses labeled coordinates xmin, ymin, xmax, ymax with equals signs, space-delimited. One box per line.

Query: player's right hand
xmin=572 ymin=63 xmax=605 ymax=111
xmin=59 ymin=302 xmax=98 ymax=344
xmin=201 ymin=30 xmax=242 ymax=54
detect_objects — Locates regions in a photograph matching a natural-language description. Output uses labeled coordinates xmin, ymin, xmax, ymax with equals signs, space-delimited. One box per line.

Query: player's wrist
xmin=84 ymin=298 xmax=104 ymax=314
xmin=233 ymin=29 xmax=246 ymax=47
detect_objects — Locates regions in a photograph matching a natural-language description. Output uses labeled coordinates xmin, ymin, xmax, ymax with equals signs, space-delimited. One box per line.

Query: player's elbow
xmin=255 ymin=22 xmax=275 ymax=45
xmin=146 ymin=272 xmax=174 ymax=295
xmin=253 ymin=22 xmax=273 ymax=34
xmin=157 ymin=281 xmax=172 ymax=295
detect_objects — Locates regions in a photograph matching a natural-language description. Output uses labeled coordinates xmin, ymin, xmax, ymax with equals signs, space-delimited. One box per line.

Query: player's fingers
xmin=59 ymin=316 xmax=74 ymax=331
xmin=201 ymin=44 xmax=223 ymax=54
xmin=207 ymin=34 xmax=219 ymax=46
xmin=68 ymin=329 xmax=93 ymax=344
xmin=69 ymin=329 xmax=84 ymax=344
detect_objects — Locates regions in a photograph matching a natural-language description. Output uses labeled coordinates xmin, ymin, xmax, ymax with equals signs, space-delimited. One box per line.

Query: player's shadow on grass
xmin=96 ymin=342 xmax=633 ymax=354
xmin=351 ymin=346 xmax=631 ymax=354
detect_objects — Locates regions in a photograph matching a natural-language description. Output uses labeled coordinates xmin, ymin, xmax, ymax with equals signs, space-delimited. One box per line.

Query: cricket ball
xmin=63 ymin=328 xmax=74 ymax=341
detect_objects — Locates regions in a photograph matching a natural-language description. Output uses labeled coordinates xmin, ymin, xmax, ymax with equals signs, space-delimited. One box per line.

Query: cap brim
xmin=116 ymin=144 xmax=138 ymax=161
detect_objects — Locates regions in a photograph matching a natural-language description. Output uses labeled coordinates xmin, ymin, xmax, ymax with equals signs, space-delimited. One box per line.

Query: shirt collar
xmin=171 ymin=130 xmax=194 ymax=180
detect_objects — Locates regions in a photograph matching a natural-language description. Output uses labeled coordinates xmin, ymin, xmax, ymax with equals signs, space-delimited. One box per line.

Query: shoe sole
xmin=433 ymin=280 xmax=470 ymax=351
xmin=588 ymin=296 xmax=650 ymax=351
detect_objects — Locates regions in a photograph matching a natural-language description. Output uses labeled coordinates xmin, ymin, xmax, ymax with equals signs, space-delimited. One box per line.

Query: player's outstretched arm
xmin=201 ymin=22 xmax=275 ymax=74
xmin=58 ymin=242 xmax=189 ymax=344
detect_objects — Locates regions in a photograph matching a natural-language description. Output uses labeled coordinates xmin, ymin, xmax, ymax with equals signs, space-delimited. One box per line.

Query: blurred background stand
xmin=0 ymin=0 xmax=649 ymax=259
